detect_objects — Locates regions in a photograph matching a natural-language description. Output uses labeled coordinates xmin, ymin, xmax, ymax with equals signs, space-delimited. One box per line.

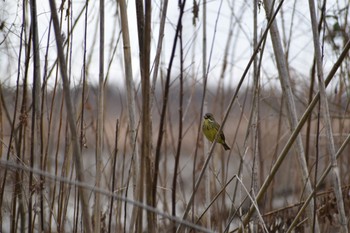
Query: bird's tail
xmin=222 ymin=143 xmax=230 ymax=151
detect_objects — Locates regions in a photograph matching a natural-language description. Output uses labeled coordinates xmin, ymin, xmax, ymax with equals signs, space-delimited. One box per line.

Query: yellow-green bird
xmin=202 ymin=113 xmax=230 ymax=151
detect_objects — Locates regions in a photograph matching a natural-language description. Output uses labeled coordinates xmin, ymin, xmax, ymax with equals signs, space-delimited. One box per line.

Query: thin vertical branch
xmin=48 ymin=1 xmax=92 ymax=232
xmin=151 ymin=0 xmax=169 ymax=212
xmin=154 ymin=0 xmax=187 ymax=229
xmin=150 ymin=0 xmax=168 ymax=98
xmin=48 ymin=67 xmax=60 ymax=232
xmin=171 ymin=5 xmax=184 ymax=232
xmin=29 ymin=0 xmax=42 ymax=230
xmin=94 ymin=0 xmax=105 ymax=231
xmin=314 ymin=100 xmax=321 ymax=232
xmin=81 ymin=0 xmax=89 ymax=151
xmin=202 ymin=0 xmax=212 ymax=229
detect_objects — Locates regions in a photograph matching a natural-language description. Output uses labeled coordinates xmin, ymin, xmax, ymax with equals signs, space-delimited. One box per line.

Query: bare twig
xmin=48 ymin=1 xmax=92 ymax=232
xmin=171 ymin=6 xmax=184 ymax=232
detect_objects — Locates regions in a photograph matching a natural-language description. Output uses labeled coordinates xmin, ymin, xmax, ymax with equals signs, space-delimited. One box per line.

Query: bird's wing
xmin=213 ymin=121 xmax=220 ymax=130
xmin=213 ymin=121 xmax=226 ymax=140
xmin=214 ymin=121 xmax=227 ymax=141
xmin=220 ymin=131 xmax=226 ymax=141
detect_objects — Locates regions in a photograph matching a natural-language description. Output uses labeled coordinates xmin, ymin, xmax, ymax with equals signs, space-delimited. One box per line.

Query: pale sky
xmin=0 ymin=0 xmax=348 ymax=91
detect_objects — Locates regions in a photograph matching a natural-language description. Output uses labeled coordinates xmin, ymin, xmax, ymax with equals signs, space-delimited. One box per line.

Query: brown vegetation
xmin=0 ymin=0 xmax=350 ymax=232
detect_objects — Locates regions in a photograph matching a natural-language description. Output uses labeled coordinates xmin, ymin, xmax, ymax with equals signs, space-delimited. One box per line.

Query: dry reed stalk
xmin=28 ymin=0 xmax=42 ymax=231
xmin=134 ymin=2 xmax=146 ymax=228
xmin=243 ymin=36 xmax=350 ymax=233
xmin=142 ymin=1 xmax=155 ymax=231
xmin=117 ymin=0 xmax=140 ymax=232
xmin=108 ymin=120 xmax=119 ymax=232
xmin=307 ymin=0 xmax=348 ymax=231
xmin=261 ymin=0 xmax=320 ymax=230
xmin=93 ymin=0 xmax=105 ymax=231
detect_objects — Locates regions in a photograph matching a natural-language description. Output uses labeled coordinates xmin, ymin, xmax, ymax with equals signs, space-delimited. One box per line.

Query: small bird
xmin=202 ymin=113 xmax=230 ymax=151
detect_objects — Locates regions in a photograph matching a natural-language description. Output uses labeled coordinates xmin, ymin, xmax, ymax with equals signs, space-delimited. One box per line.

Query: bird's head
xmin=204 ymin=113 xmax=214 ymax=121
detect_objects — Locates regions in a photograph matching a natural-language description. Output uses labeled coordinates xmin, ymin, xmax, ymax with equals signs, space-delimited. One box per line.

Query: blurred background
xmin=0 ymin=0 xmax=350 ymax=232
